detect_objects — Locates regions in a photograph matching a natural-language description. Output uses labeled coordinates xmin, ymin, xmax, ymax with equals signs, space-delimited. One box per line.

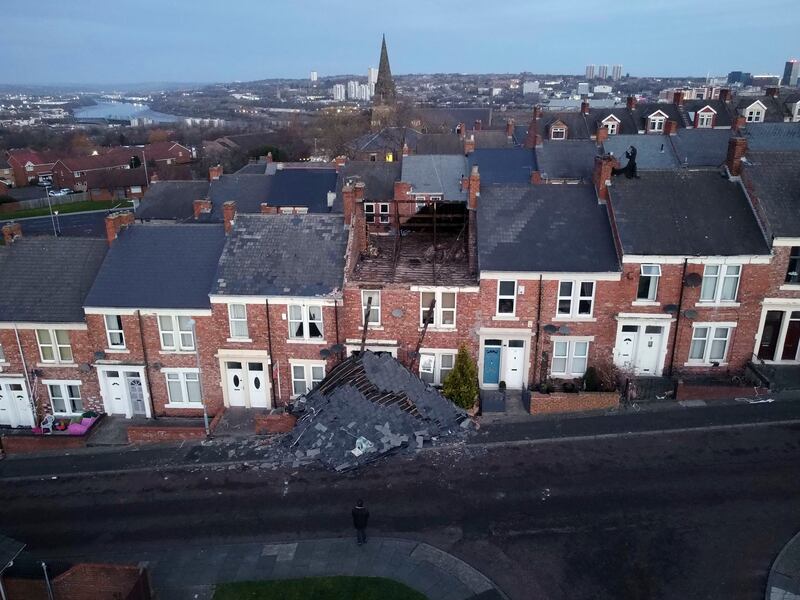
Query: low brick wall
xmin=127 ymin=410 xmax=224 ymax=444
xmin=254 ymin=410 xmax=297 ymax=434
xmin=676 ymin=382 xmax=768 ymax=401
xmin=4 ymin=563 xmax=151 ymax=600
xmin=1 ymin=433 xmax=88 ymax=455
xmin=530 ymin=390 xmax=619 ymax=416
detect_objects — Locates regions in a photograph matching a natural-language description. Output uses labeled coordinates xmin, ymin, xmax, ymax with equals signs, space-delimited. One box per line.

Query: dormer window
xmin=697 ymin=112 xmax=713 ymax=128
xmin=601 ymin=115 xmax=620 ymax=135
xmin=550 ymin=126 xmax=566 ymax=140
xmin=744 ymin=101 xmax=766 ymax=123
xmin=648 ymin=113 xmax=666 ymax=132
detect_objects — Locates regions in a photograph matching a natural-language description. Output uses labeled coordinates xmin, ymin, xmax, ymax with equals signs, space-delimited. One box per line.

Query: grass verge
xmin=0 ymin=200 xmax=132 ymax=220
xmin=212 ymin=576 xmax=427 ymax=600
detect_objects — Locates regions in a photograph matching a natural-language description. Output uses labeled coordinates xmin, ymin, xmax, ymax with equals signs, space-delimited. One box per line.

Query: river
xmin=73 ymin=101 xmax=181 ymax=123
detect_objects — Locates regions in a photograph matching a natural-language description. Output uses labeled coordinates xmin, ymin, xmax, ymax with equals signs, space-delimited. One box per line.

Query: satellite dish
xmin=543 ymin=324 xmax=558 ymax=334
xmin=684 ymin=273 xmax=703 ymax=288
xmin=391 ymin=308 xmax=404 ymax=318
xmin=558 ymin=325 xmax=571 ymax=335
xmin=319 ymin=348 xmax=331 ymax=359
xmin=663 ymin=304 xmax=679 ymax=314
xmin=94 ymin=350 xmax=107 ymax=361
xmin=78 ymin=363 xmax=92 ymax=373
xmin=407 ymin=350 xmax=419 ymax=359
xmin=330 ymin=344 xmax=345 ymax=353
xmin=683 ymin=309 xmax=698 ymax=319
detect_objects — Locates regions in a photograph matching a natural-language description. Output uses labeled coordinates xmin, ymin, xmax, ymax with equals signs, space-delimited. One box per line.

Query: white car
xmin=48 ymin=189 xmax=71 ymax=197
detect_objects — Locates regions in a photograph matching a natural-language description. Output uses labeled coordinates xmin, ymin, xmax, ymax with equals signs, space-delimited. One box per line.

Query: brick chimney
xmin=342 ymin=183 xmax=355 ymax=225
xmin=530 ymin=170 xmax=542 ymax=184
xmin=354 ymin=181 xmax=366 ymax=203
xmin=260 ymin=203 xmax=278 ymax=214
xmin=581 ymin=100 xmax=590 ymax=115
xmin=626 ymin=96 xmax=637 ymax=110
xmin=733 ymin=114 xmax=747 ymax=133
xmin=2 ymin=222 xmax=21 ymax=245
xmin=402 ymin=142 xmax=410 ymax=157
xmin=506 ymin=119 xmax=515 ymax=137
xmin=456 ymin=122 xmax=465 ymax=137
xmin=333 ymin=155 xmax=347 ymax=167
xmin=765 ymin=86 xmax=779 ymax=98
xmin=149 ymin=171 xmax=159 ymax=183
xmin=718 ymin=88 xmax=731 ymax=103
xmin=208 ymin=164 xmax=223 ymax=181
xmin=596 ymin=126 xmax=609 ymax=145
xmin=223 ymin=201 xmax=236 ymax=234
xmin=468 ymin=165 xmax=480 ymax=210
xmin=193 ymin=199 xmax=212 ymax=219
xmin=593 ymin=155 xmax=619 ymax=202
xmin=464 ymin=134 xmax=476 ymax=155
xmin=663 ymin=120 xmax=679 ymax=136
xmin=525 ymin=106 xmax=543 ymax=148
xmin=265 ymin=152 xmax=273 ymax=163
xmin=393 ymin=181 xmax=411 ymax=204
xmin=726 ymin=137 xmax=747 ymax=177
xmin=673 ymin=91 xmax=684 ymax=105
xmin=104 ymin=212 xmax=134 ymax=246
xmin=474 ymin=119 xmax=482 ymax=131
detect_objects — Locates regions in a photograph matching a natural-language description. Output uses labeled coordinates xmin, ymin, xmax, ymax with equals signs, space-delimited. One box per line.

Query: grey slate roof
xmin=743 ymin=151 xmax=800 ymax=238
xmin=412 ymin=107 xmax=495 ymax=132
xmin=735 ymin=95 xmax=788 ymax=122
xmin=536 ymin=140 xmax=598 ymax=181
xmin=207 ymin=174 xmax=272 ymax=218
xmin=0 ymin=237 xmax=108 ymax=322
xmin=334 ymin=161 xmax=401 ymax=212
xmin=469 ymin=148 xmax=537 ymax=184
xmin=603 ymin=135 xmax=681 ymax=170
xmin=741 ymin=123 xmax=800 ymax=151
xmin=212 ymin=214 xmax=347 ymax=297
xmin=478 ymin=184 xmax=619 ymax=273
xmin=84 ymin=225 xmax=225 ymax=309
xmin=671 ymin=129 xmax=733 ymax=167
xmin=683 ymin=99 xmax=735 ymax=128
xmin=415 ymin=133 xmax=464 ymax=155
xmin=136 ymin=180 xmax=210 ymax=221
xmin=610 ymin=170 xmax=770 ymax=256
xmin=235 ymin=161 xmax=269 ymax=175
xmin=266 ymin=168 xmax=338 ymax=212
xmin=400 ymin=155 xmax=468 ymax=201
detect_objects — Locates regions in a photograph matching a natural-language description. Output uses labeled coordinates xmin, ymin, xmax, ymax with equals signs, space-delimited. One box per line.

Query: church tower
xmin=371 ymin=35 xmax=397 ymax=130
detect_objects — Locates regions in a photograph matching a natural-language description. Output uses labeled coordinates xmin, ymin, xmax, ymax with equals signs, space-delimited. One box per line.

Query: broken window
xmin=787 ymin=247 xmax=800 ymax=284
xmin=364 ymin=203 xmax=375 ymax=223
xmin=419 ymin=351 xmax=456 ymax=386
xmin=288 ymin=304 xmax=324 ymax=340
xmin=420 ymin=291 xmax=456 ymax=328
xmin=361 ymin=290 xmax=381 ymax=326
xmin=637 ymin=264 xmax=661 ymax=301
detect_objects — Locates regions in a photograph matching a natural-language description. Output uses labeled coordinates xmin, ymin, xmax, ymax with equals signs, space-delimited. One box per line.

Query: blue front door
xmin=483 ymin=345 xmax=501 ymax=385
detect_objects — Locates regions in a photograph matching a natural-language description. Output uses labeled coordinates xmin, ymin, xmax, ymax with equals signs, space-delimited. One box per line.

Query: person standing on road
xmin=352 ymin=499 xmax=369 ymax=545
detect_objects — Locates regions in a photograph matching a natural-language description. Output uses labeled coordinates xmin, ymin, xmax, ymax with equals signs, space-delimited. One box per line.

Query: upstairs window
xmin=604 ymin=121 xmax=618 ymax=135
xmin=361 ymin=290 xmax=381 ymax=326
xmin=497 ymin=280 xmax=517 ymax=316
xmin=104 ymin=315 xmax=125 ymax=349
xmin=378 ymin=203 xmax=390 ymax=224
xmin=228 ymin=304 xmax=249 ymax=339
xmin=288 ymin=305 xmax=324 ymax=340
xmin=746 ymin=108 xmax=764 ymax=123
xmin=0 ymin=344 xmax=5 ymax=362
xmin=36 ymin=329 xmax=73 ymax=363
xmin=420 ymin=291 xmax=456 ymax=328
xmin=550 ymin=126 xmax=566 ymax=140
xmin=158 ymin=315 xmax=195 ymax=351
xmin=648 ymin=116 xmax=665 ymax=132
xmin=697 ymin=112 xmax=713 ymax=128
xmin=364 ymin=203 xmax=375 ymax=223
xmin=637 ymin=264 xmax=661 ymax=301
xmin=786 ymin=247 xmax=800 ymax=284
xmin=557 ymin=281 xmax=595 ymax=318
xmin=699 ymin=265 xmax=740 ymax=303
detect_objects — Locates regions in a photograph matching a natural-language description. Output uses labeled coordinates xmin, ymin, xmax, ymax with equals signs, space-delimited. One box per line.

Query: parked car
xmin=48 ymin=189 xmax=70 ymax=197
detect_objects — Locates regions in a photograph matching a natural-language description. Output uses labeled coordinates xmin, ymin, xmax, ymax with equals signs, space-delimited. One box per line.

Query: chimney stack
xmin=208 ymin=164 xmax=223 ymax=181
xmin=2 ymin=222 xmax=22 ymax=245
xmin=104 ymin=212 xmax=134 ymax=246
xmin=733 ymin=114 xmax=747 ymax=133
xmin=260 ymin=203 xmax=278 ymax=214
xmin=223 ymin=201 xmax=236 ymax=234
xmin=663 ymin=120 xmax=679 ymax=136
xmin=581 ymin=100 xmax=590 ymax=115
xmin=726 ymin=137 xmax=747 ymax=177
xmin=506 ymin=119 xmax=515 ymax=138
xmin=525 ymin=106 xmax=544 ymax=148
xmin=456 ymin=122 xmax=465 ymax=137
xmin=593 ymin=155 xmax=619 ymax=202
xmin=402 ymin=142 xmax=410 ymax=157
xmin=342 ymin=184 xmax=355 ymax=225
xmin=193 ymin=199 xmax=212 ymax=219
xmin=765 ymin=86 xmax=779 ymax=98
xmin=626 ymin=95 xmax=637 ymax=110
xmin=464 ymin=134 xmax=476 ymax=155
xmin=718 ymin=88 xmax=731 ymax=103
xmin=468 ymin=165 xmax=480 ymax=210
xmin=530 ymin=170 xmax=542 ymax=184
xmin=265 ymin=152 xmax=273 ymax=163
xmin=474 ymin=119 xmax=482 ymax=131
xmin=596 ymin=126 xmax=609 ymax=144
xmin=353 ymin=181 xmax=366 ymax=202
xmin=673 ymin=91 xmax=684 ymax=105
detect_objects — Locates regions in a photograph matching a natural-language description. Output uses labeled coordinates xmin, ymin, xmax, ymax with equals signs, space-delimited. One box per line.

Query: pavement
xmin=55 ymin=537 xmax=504 ymax=600
xmin=768 ymin=531 xmax=800 ymax=600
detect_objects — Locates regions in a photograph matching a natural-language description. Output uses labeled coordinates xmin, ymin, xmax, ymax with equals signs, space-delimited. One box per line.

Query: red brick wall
xmin=1 ymin=433 xmax=87 ymax=455
xmin=4 ymin=564 xmax=150 ymax=600
xmin=530 ymin=390 xmax=619 ymax=415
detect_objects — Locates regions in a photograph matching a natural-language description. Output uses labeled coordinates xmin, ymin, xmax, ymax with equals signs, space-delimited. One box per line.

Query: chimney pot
xmin=208 ymin=164 xmax=223 ymax=181
xmin=581 ymin=100 xmax=590 ymax=114
xmin=104 ymin=212 xmax=132 ymax=246
xmin=193 ymin=199 xmax=212 ymax=219
xmin=223 ymin=201 xmax=236 ymax=234
xmin=718 ymin=88 xmax=731 ymax=103
xmin=265 ymin=152 xmax=273 ymax=163
xmin=530 ymin=170 xmax=542 ymax=185
xmin=464 ymin=134 xmax=476 ymax=155
xmin=673 ymin=91 xmax=684 ymax=105
xmin=505 ymin=119 xmax=515 ymax=137
xmin=468 ymin=165 xmax=480 ymax=210
xmin=626 ymin=96 xmax=637 ymax=110
xmin=474 ymin=119 xmax=482 ymax=131
xmin=663 ymin=120 xmax=679 ymax=136
xmin=342 ymin=184 xmax=355 ymax=225
xmin=765 ymin=86 xmax=779 ymax=98
xmin=2 ymin=222 xmax=22 ymax=245
xmin=260 ymin=203 xmax=278 ymax=214
xmin=596 ymin=126 xmax=609 ymax=144
xmin=733 ymin=114 xmax=747 ymax=133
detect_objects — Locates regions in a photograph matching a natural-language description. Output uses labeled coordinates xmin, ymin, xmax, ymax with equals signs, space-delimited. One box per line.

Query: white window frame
xmin=556 ymin=280 xmax=595 ymax=319
xmin=228 ymin=303 xmax=249 ymax=340
xmin=551 ymin=340 xmax=590 ymax=377
xmin=361 ymin=290 xmax=381 ymax=327
xmin=47 ymin=381 xmax=83 ymax=415
xmin=602 ymin=118 xmax=618 ymax=135
xmin=364 ymin=203 xmax=375 ymax=223
xmin=378 ymin=203 xmax=390 ymax=224
xmin=746 ymin=108 xmax=763 ymax=123
xmin=36 ymin=328 xmax=73 ymax=364
xmin=648 ymin=116 xmax=665 ymax=132
xmin=288 ymin=304 xmax=324 ymax=341
xmin=688 ymin=325 xmax=732 ymax=365
xmin=496 ymin=280 xmax=517 ymax=316
xmin=163 ymin=368 xmax=203 ymax=407
xmin=550 ymin=126 xmax=566 ymax=140
xmin=415 ymin=195 xmax=426 ymax=211
xmin=697 ymin=112 xmax=713 ymax=128
xmin=699 ymin=264 xmax=741 ymax=304
xmin=418 ymin=350 xmax=456 ymax=386
xmin=419 ymin=291 xmax=456 ymax=329
xmin=104 ymin=314 xmax=126 ymax=349
xmin=637 ymin=264 xmax=661 ymax=301
xmin=0 ymin=343 xmax=5 ymax=362
xmin=290 ymin=361 xmax=325 ymax=397
xmin=158 ymin=315 xmax=195 ymax=351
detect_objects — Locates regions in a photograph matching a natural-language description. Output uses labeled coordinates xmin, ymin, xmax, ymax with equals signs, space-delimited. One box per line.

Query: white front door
xmin=0 ymin=379 xmax=34 ymax=428
xmin=125 ymin=372 xmax=147 ymax=415
xmin=104 ymin=370 xmax=129 ymax=415
xmin=615 ymin=325 xmax=638 ymax=371
xmin=225 ymin=361 xmax=247 ymax=407
xmin=247 ymin=362 xmax=269 ymax=408
xmin=503 ymin=340 xmax=525 ymax=389
xmin=637 ymin=326 xmax=664 ymax=375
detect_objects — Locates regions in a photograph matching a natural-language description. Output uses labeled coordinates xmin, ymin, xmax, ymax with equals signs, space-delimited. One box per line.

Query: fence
xmin=0 ymin=191 xmax=90 ymax=214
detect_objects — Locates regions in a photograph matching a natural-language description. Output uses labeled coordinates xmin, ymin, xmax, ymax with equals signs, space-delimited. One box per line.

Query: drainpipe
xmin=137 ymin=311 xmax=157 ymax=420
xmin=189 ymin=319 xmax=210 ymax=437
xmin=334 ymin=298 xmax=341 ymax=360
xmin=41 ymin=562 xmax=54 ymax=600
xmin=533 ymin=275 xmax=544 ymax=386
xmin=668 ymin=259 xmax=688 ymax=377
xmin=13 ymin=324 xmax=35 ymax=425
xmin=265 ymin=299 xmax=277 ymax=406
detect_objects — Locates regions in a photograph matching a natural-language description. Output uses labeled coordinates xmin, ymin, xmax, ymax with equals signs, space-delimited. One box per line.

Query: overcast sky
xmin=3 ymin=0 xmax=798 ymax=85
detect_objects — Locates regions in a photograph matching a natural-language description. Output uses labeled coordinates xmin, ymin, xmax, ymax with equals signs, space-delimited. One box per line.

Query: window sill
xmin=0 ymin=362 xmax=9 ymax=367
xmin=492 ymin=316 xmax=519 ymax=321
xmin=417 ymin=327 xmax=457 ymax=332
xmin=36 ymin=362 xmax=78 ymax=368
xmin=158 ymin=350 xmax=196 ymax=355
xmin=286 ymin=339 xmax=327 ymax=345
xmin=551 ymin=317 xmax=596 ymax=323
xmin=694 ymin=302 xmax=740 ymax=308
xmin=358 ymin=326 xmax=384 ymax=331
xmin=104 ymin=348 xmax=129 ymax=354
xmin=164 ymin=403 xmax=204 ymax=409
xmin=779 ymin=284 xmax=800 ymax=291
xmin=226 ymin=338 xmax=252 ymax=343
xmin=550 ymin=373 xmax=587 ymax=379
xmin=683 ymin=361 xmax=729 ymax=368
xmin=632 ymin=300 xmax=660 ymax=307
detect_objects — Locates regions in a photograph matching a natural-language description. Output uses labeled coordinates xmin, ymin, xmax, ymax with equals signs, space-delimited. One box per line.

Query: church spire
xmin=374 ymin=34 xmax=396 ymax=105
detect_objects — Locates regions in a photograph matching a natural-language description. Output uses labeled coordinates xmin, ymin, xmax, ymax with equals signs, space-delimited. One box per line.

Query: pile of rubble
xmin=286 ymin=351 xmax=472 ymax=471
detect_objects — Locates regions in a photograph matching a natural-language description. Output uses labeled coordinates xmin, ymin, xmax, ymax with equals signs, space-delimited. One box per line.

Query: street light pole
xmin=44 ymin=185 xmax=57 ymax=237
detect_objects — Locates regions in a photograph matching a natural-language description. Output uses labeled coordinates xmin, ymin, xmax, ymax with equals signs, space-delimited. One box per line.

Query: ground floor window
xmin=164 ymin=369 xmax=202 ymax=406
xmin=291 ymin=362 xmax=325 ymax=396
xmin=688 ymin=325 xmax=732 ymax=364
xmin=758 ymin=310 xmax=800 ymax=362
xmin=419 ymin=351 xmax=456 ymax=386
xmin=47 ymin=382 xmax=83 ymax=414
xmin=551 ymin=340 xmax=589 ymax=377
